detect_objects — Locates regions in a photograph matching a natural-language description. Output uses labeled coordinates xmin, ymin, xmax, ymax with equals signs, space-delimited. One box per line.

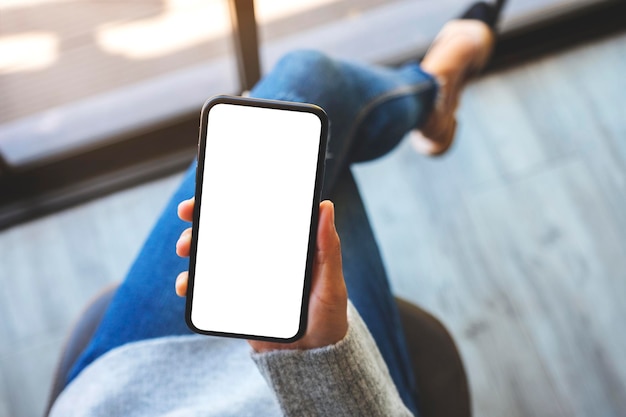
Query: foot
xmin=411 ymin=20 xmax=495 ymax=156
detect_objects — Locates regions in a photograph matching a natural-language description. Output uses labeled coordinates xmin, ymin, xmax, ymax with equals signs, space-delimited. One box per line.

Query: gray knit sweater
xmin=50 ymin=303 xmax=413 ymax=416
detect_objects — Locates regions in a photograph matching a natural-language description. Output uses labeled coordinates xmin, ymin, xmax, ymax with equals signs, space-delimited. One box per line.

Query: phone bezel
xmin=185 ymin=95 xmax=329 ymax=343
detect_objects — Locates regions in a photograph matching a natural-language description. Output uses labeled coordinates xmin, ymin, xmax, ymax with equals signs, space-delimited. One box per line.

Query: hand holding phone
xmin=176 ymin=199 xmax=348 ymax=351
xmin=180 ymin=96 xmax=342 ymax=344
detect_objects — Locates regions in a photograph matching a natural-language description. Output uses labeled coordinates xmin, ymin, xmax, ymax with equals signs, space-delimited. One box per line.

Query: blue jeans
xmin=67 ymin=50 xmax=438 ymax=416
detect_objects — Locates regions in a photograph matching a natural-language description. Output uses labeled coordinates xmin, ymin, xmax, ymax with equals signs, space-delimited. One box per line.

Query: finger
xmin=176 ymin=227 xmax=193 ymax=257
xmin=175 ymin=271 xmax=188 ymax=297
xmin=177 ymin=197 xmax=195 ymax=222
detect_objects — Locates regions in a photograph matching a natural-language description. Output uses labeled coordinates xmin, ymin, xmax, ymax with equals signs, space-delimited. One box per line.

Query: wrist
xmin=248 ymin=315 xmax=348 ymax=353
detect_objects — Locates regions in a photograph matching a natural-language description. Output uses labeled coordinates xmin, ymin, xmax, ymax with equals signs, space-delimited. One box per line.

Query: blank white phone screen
xmin=191 ymin=103 xmax=323 ymax=339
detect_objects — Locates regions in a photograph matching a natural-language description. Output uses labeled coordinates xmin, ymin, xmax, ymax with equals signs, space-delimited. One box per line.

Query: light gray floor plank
xmin=465 ymin=158 xmax=626 ymax=416
xmin=0 ymin=370 xmax=10 ymax=417
xmin=0 ymin=336 xmax=65 ymax=417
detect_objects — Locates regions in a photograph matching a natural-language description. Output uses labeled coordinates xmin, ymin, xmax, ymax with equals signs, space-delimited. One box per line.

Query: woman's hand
xmin=175 ymin=198 xmax=348 ymax=352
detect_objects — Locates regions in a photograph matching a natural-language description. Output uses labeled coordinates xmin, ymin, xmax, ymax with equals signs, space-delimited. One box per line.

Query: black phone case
xmin=185 ymin=95 xmax=329 ymax=343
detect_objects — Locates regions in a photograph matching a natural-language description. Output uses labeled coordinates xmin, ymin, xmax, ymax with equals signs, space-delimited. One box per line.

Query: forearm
xmin=252 ymin=302 xmax=414 ymax=417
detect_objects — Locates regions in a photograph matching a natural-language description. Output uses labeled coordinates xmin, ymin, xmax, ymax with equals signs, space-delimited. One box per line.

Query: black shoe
xmin=460 ymin=0 xmax=507 ymax=30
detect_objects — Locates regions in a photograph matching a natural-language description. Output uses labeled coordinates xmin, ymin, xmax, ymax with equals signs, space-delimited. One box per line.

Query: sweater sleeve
xmin=251 ymin=302 xmax=414 ymax=417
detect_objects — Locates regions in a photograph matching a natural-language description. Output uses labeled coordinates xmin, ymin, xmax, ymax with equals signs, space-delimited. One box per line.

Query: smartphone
xmin=186 ymin=95 xmax=329 ymax=343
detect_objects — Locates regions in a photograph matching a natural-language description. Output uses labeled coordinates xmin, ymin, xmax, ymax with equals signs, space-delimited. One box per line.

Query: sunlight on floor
xmin=0 ymin=31 xmax=59 ymax=74
xmin=96 ymin=0 xmax=337 ymax=60
xmin=0 ymin=0 xmax=339 ymax=70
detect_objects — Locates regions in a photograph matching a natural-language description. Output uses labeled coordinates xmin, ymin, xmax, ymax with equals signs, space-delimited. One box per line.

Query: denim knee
xmin=275 ymin=50 xmax=334 ymax=75
xmin=252 ymin=50 xmax=339 ymax=102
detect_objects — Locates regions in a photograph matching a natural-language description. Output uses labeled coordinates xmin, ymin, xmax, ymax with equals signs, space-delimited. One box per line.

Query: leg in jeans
xmin=66 ymin=50 xmax=438 ymax=414
xmin=250 ymin=51 xmax=437 ymax=195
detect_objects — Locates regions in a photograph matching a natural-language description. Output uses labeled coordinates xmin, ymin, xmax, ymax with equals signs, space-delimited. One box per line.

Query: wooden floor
xmin=1 ymin=30 xmax=626 ymax=417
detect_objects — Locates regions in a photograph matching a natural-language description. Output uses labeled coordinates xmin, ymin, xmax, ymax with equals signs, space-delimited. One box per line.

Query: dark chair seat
xmin=396 ymin=298 xmax=471 ymax=417
xmin=45 ymin=285 xmax=118 ymax=416
xmin=46 ymin=289 xmax=471 ymax=417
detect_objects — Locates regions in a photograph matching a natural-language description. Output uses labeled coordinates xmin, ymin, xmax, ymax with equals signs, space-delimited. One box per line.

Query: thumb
xmin=311 ymin=200 xmax=347 ymax=316
xmin=315 ymin=200 xmax=343 ymax=282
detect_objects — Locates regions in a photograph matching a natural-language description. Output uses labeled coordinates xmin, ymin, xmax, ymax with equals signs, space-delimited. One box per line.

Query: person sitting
xmin=49 ymin=2 xmax=499 ymax=415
